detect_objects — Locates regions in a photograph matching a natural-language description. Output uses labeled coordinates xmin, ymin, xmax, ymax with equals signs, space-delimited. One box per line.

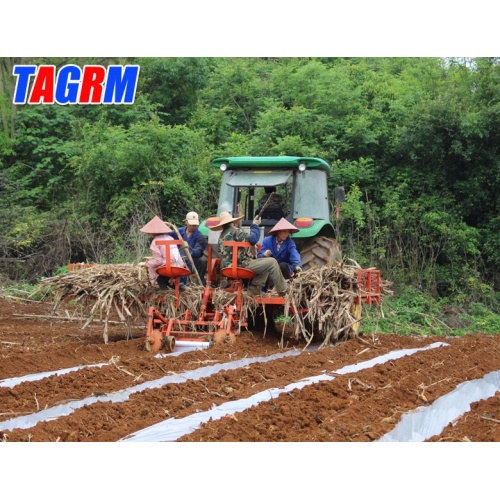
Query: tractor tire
xmin=300 ymin=236 xmax=342 ymax=271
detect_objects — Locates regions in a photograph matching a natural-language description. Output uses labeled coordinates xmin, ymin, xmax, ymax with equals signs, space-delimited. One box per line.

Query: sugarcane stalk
xmin=165 ymin=221 xmax=203 ymax=285
xmin=246 ymin=192 xmax=277 ymax=258
xmin=256 ymin=191 xmax=275 ymax=218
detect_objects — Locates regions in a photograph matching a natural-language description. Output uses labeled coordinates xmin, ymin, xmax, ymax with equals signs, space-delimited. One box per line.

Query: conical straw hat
xmin=209 ymin=211 xmax=243 ymax=231
xmin=140 ymin=215 xmax=169 ymax=234
xmin=268 ymin=218 xmax=299 ymax=235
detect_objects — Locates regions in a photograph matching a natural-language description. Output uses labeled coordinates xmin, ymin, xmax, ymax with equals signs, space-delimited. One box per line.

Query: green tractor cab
xmin=199 ymin=156 xmax=342 ymax=270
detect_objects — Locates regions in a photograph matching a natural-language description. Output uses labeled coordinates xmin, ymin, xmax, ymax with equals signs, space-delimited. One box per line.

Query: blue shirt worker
xmin=167 ymin=211 xmax=207 ymax=284
xmin=258 ymin=218 xmax=302 ymax=280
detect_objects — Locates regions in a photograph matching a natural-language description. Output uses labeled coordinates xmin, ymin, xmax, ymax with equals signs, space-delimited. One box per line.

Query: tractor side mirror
xmin=334 ymin=185 xmax=346 ymax=204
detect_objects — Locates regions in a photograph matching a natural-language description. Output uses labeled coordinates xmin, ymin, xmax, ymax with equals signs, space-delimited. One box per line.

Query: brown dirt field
xmin=1 ymin=294 xmax=499 ymax=445
xmin=1 ymin=293 xmax=498 ymax=496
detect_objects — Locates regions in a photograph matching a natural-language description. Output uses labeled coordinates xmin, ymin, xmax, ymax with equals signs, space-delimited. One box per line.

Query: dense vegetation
xmin=1 ymin=57 xmax=499 ymax=330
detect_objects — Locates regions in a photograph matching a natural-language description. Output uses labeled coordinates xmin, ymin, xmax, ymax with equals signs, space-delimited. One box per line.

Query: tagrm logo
xmin=12 ymin=64 xmax=140 ymax=105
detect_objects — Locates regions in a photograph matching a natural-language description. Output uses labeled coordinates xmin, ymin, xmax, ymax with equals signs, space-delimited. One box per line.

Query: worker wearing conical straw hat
xmin=210 ymin=211 xmax=288 ymax=297
xmin=140 ymin=215 xmax=187 ymax=289
xmin=258 ymin=218 xmax=302 ymax=284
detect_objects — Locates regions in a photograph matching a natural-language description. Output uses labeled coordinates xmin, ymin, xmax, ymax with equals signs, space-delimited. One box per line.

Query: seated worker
xmin=140 ymin=215 xmax=188 ymax=289
xmin=210 ymin=211 xmax=288 ymax=296
xmin=258 ymin=218 xmax=302 ymax=282
xmin=166 ymin=211 xmax=207 ymax=284
xmin=256 ymin=186 xmax=289 ymax=219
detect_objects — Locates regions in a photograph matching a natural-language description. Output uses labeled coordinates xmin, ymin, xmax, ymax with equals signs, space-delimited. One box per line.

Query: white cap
xmin=185 ymin=211 xmax=199 ymax=226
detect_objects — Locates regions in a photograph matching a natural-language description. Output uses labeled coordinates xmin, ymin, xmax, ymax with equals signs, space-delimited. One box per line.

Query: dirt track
xmin=1 ymin=296 xmax=499 ymax=443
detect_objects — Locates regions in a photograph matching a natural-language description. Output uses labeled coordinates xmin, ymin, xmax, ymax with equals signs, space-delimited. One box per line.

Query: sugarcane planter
xmin=37 ymin=241 xmax=384 ymax=351
xmin=145 ymin=241 xmax=255 ymax=352
xmin=144 ymin=239 xmax=385 ymax=353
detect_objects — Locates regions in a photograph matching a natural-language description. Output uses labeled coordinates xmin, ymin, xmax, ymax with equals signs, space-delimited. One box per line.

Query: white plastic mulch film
xmin=2 ymin=340 xmax=499 ymax=442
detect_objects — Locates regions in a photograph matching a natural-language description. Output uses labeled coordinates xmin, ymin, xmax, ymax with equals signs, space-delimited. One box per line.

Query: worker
xmin=166 ymin=211 xmax=207 ymax=284
xmin=255 ymin=186 xmax=289 ymax=219
xmin=140 ymin=215 xmax=188 ymax=289
xmin=258 ymin=218 xmax=302 ymax=281
xmin=210 ymin=211 xmax=288 ymax=296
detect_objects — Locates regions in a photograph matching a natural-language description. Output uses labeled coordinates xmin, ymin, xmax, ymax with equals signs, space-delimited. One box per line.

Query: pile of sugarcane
xmin=35 ymin=264 xmax=204 ymax=343
xmin=282 ymin=259 xmax=392 ymax=348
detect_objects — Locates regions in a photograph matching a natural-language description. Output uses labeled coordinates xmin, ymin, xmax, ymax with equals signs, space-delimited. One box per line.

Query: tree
xmin=136 ymin=57 xmax=213 ymax=126
xmin=0 ymin=57 xmax=25 ymax=140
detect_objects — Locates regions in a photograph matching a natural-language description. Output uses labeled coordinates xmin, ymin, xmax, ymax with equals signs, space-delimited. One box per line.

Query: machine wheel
xmin=145 ymin=329 xmax=163 ymax=353
xmin=163 ymin=335 xmax=176 ymax=353
xmin=213 ymin=330 xmax=236 ymax=344
xmin=300 ymin=236 xmax=342 ymax=271
xmin=213 ymin=330 xmax=227 ymax=344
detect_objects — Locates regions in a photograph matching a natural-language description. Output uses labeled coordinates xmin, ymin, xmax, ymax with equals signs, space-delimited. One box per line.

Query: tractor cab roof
xmin=212 ymin=156 xmax=332 ymax=176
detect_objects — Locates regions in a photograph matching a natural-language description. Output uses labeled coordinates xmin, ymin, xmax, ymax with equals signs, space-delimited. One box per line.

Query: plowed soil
xmin=1 ymin=296 xmax=499 ymax=444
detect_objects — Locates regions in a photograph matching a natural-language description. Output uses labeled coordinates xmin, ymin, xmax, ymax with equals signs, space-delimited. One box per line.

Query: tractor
xmin=198 ymin=156 xmax=343 ymax=270
xmin=145 ymin=156 xmax=381 ymax=353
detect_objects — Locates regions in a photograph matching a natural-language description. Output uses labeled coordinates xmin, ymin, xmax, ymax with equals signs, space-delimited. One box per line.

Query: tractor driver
xmin=210 ymin=211 xmax=288 ymax=297
xmin=255 ymin=186 xmax=289 ymax=219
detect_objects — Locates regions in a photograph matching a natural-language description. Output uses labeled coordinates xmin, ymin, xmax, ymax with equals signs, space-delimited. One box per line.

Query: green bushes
xmin=1 ymin=56 xmax=500 ymax=302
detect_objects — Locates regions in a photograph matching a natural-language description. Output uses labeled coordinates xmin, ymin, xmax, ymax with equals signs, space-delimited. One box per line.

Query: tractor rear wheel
xmin=300 ymin=236 xmax=342 ymax=271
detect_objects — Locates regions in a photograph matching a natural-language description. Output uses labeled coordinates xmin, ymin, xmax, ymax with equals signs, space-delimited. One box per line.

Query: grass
xmin=360 ymin=291 xmax=500 ymax=337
